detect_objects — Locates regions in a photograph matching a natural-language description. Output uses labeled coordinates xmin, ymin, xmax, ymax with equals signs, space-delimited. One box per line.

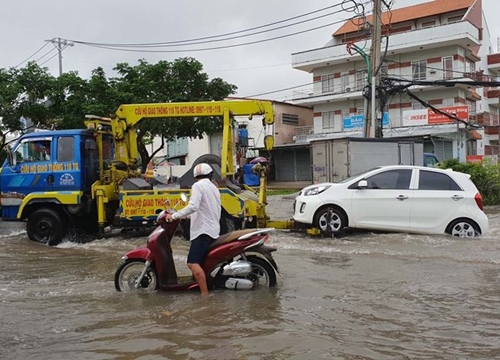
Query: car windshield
xmin=337 ymin=167 xmax=382 ymax=184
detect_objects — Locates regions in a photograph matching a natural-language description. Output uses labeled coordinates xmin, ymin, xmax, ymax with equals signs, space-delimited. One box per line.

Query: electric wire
xmin=75 ymin=19 xmax=352 ymax=53
xmin=14 ymin=42 xmax=50 ymax=68
xmin=69 ymin=1 xmax=367 ymax=48
xmin=38 ymin=52 xmax=59 ymax=66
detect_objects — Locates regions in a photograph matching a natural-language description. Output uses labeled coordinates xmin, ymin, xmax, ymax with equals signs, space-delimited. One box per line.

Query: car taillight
xmin=474 ymin=192 xmax=484 ymax=211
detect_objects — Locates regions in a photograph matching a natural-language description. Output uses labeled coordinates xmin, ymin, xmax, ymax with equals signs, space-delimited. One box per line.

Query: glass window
xmin=418 ymin=170 xmax=462 ymax=190
xmin=321 ymin=75 xmax=334 ymax=93
xmin=15 ymin=138 xmax=51 ymax=163
xmin=442 ymin=56 xmax=453 ymax=80
xmin=57 ymin=137 xmax=74 ymax=162
xmin=322 ymin=111 xmax=335 ymax=131
xmin=412 ymin=102 xmax=425 ymax=110
xmin=356 ymin=70 xmax=367 ymax=91
xmin=412 ymin=60 xmax=427 ymax=80
xmin=364 ymin=169 xmax=412 ymax=189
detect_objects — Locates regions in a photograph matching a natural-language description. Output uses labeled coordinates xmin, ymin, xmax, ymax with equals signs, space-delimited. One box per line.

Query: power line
xmin=245 ymin=82 xmax=311 ymax=98
xmin=74 ymin=18 xmax=353 ymax=54
xmin=75 ymin=9 xmax=348 ymax=49
xmin=69 ymin=2 xmax=365 ymax=48
xmin=14 ymin=42 xmax=50 ymax=68
xmin=39 ymin=52 xmax=60 ymax=67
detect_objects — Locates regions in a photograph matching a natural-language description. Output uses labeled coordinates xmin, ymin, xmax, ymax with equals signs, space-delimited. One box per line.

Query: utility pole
xmin=45 ymin=37 xmax=73 ymax=76
xmin=365 ymin=0 xmax=383 ymax=138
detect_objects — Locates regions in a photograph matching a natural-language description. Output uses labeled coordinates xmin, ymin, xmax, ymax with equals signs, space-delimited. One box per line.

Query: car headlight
xmin=304 ymin=185 xmax=331 ymax=196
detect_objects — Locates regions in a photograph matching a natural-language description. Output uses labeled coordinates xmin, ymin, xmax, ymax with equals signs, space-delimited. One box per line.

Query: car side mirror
xmin=7 ymin=151 xmax=16 ymax=167
xmin=357 ymin=180 xmax=368 ymax=189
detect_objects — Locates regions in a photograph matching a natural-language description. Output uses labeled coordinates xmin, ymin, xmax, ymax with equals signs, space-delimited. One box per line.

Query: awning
xmin=468 ymin=129 xmax=482 ymax=140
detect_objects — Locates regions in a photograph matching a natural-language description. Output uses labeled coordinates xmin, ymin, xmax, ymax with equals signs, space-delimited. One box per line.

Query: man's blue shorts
xmin=187 ymin=234 xmax=215 ymax=264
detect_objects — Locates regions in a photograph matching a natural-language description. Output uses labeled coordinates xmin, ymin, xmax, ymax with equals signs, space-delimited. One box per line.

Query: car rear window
xmin=418 ymin=170 xmax=462 ymax=191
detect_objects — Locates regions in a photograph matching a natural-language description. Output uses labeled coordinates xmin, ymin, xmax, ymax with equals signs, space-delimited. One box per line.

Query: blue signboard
xmin=343 ymin=113 xmax=389 ymax=131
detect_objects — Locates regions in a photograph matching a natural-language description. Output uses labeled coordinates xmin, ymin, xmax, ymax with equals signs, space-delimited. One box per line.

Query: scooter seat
xmin=210 ymin=229 xmax=256 ymax=249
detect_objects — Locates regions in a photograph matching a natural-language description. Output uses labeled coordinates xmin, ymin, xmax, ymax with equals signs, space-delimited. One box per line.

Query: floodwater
xmin=0 ymin=202 xmax=499 ymax=360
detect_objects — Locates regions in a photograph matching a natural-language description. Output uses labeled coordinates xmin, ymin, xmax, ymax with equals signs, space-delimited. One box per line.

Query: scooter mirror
xmin=180 ymin=194 xmax=188 ymax=203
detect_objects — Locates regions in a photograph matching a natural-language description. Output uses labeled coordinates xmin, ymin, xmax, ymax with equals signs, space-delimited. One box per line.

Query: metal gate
xmin=273 ymin=148 xmax=312 ymax=181
xmin=424 ymin=140 xmax=453 ymax=161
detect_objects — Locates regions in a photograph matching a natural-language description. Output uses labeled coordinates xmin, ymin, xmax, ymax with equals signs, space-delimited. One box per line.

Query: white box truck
xmin=311 ymin=137 xmax=437 ymax=183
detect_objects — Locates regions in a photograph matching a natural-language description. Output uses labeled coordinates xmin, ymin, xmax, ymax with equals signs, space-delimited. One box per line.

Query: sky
xmin=2 ymin=0 xmax=499 ymax=103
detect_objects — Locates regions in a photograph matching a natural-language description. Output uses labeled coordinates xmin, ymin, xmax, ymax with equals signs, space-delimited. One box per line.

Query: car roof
xmin=375 ymin=165 xmax=454 ymax=173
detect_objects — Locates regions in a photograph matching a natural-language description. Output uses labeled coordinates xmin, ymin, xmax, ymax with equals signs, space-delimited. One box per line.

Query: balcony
xmin=487 ymin=53 xmax=500 ymax=73
xmin=292 ymin=80 xmax=365 ymax=106
xmin=292 ymin=21 xmax=481 ymax=73
xmin=470 ymin=113 xmax=499 ymax=127
xmin=485 ymin=89 xmax=500 ymax=107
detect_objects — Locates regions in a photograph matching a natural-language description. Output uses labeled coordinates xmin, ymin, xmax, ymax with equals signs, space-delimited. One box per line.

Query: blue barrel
xmin=243 ymin=164 xmax=259 ymax=186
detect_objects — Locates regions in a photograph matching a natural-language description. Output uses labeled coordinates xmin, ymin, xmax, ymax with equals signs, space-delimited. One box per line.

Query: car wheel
xmin=446 ymin=219 xmax=480 ymax=238
xmin=314 ymin=207 xmax=346 ymax=234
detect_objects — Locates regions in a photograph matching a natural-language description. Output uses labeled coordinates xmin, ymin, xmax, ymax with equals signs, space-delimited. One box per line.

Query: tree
xmin=0 ymin=63 xmax=57 ymax=155
xmin=111 ymin=58 xmax=237 ymax=169
xmin=0 ymin=57 xmax=237 ymax=169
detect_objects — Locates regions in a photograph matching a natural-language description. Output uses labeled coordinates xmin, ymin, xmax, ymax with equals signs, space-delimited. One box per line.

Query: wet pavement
xmin=0 ymin=200 xmax=499 ymax=359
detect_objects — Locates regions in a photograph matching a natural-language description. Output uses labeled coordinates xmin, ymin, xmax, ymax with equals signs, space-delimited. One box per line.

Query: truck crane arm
xmin=89 ymin=100 xmax=274 ymax=179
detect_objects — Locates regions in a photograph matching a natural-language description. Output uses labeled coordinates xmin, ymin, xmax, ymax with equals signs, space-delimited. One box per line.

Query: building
xmin=151 ymin=99 xmax=313 ymax=181
xmin=291 ymin=0 xmax=499 ymax=162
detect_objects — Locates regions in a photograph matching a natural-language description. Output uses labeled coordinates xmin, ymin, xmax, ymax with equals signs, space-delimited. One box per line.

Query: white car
xmin=293 ymin=165 xmax=489 ymax=237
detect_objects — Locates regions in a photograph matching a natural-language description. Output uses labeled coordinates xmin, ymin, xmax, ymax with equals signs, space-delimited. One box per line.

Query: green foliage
xmin=0 ymin=58 xmax=237 ymax=166
xmin=438 ymin=158 xmax=500 ymax=205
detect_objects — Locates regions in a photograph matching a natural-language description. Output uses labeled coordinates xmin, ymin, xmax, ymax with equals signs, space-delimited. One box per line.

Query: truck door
xmin=52 ymin=136 xmax=81 ymax=191
xmin=1 ymin=136 xmax=54 ymax=218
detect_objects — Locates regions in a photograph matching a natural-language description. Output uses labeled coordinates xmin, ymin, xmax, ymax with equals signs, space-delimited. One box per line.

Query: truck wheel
xmin=313 ymin=206 xmax=346 ymax=235
xmin=27 ymin=208 xmax=66 ymax=246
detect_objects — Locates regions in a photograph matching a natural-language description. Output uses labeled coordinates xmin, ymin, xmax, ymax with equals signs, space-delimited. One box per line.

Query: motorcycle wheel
xmin=247 ymin=256 xmax=277 ymax=287
xmin=114 ymin=259 xmax=159 ymax=292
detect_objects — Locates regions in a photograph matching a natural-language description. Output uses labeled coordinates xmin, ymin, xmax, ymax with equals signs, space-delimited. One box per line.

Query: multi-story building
xmin=291 ymin=0 xmax=499 ymax=162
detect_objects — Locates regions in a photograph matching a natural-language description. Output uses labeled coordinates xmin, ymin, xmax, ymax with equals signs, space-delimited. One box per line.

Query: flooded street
xmin=1 ymin=203 xmax=500 ymax=359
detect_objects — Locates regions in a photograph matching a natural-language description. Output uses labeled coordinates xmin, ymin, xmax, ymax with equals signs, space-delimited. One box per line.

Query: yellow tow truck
xmin=0 ymin=100 xmax=292 ymax=245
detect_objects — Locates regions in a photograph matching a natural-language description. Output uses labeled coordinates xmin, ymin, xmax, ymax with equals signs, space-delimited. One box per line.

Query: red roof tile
xmin=334 ymin=0 xmax=475 ymax=36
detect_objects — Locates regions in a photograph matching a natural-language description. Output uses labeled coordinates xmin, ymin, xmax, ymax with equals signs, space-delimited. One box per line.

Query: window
xmin=364 ymin=169 xmax=412 ymax=190
xmin=322 ymin=111 xmax=335 ymax=131
xmin=447 ymin=15 xmax=463 ymax=23
xmin=412 ymin=102 xmax=425 ymax=110
xmin=321 ymin=74 xmax=334 ymax=93
xmin=422 ymin=20 xmax=436 ymax=28
xmin=442 ymin=56 xmax=453 ymax=80
xmin=282 ymin=113 xmax=299 ymax=125
xmin=341 ymin=73 xmax=349 ymax=92
xmin=356 ymin=70 xmax=368 ymax=91
xmin=443 ymin=98 xmax=455 ymax=107
xmin=57 ymin=137 xmax=74 ymax=162
xmin=14 ymin=138 xmax=51 ymax=163
xmin=412 ymin=60 xmax=427 ymax=80
xmin=465 ymin=59 xmax=476 ymax=73
xmin=467 ymin=100 xmax=476 ymax=115
xmin=418 ymin=170 xmax=462 ymax=190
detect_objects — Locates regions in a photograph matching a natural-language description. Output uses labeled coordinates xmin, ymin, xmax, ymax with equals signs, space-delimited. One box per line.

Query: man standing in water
xmin=166 ymin=163 xmax=221 ymax=295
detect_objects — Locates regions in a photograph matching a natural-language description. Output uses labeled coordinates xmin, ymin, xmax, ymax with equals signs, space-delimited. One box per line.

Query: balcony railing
xmin=292 ymin=21 xmax=480 ymax=72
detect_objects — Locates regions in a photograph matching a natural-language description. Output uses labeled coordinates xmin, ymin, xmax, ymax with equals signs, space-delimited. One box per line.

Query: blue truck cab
xmin=423 ymin=153 xmax=440 ymax=168
xmin=0 ymin=130 xmax=101 ymax=242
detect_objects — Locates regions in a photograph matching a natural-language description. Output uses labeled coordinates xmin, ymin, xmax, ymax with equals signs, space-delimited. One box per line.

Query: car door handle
xmin=47 ymin=174 xmax=54 ymax=185
xmin=451 ymin=195 xmax=464 ymax=201
xmin=396 ymin=195 xmax=409 ymax=201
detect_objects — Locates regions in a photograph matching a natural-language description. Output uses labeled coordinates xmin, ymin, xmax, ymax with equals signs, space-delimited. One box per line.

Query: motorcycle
xmin=114 ymin=195 xmax=279 ymax=292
